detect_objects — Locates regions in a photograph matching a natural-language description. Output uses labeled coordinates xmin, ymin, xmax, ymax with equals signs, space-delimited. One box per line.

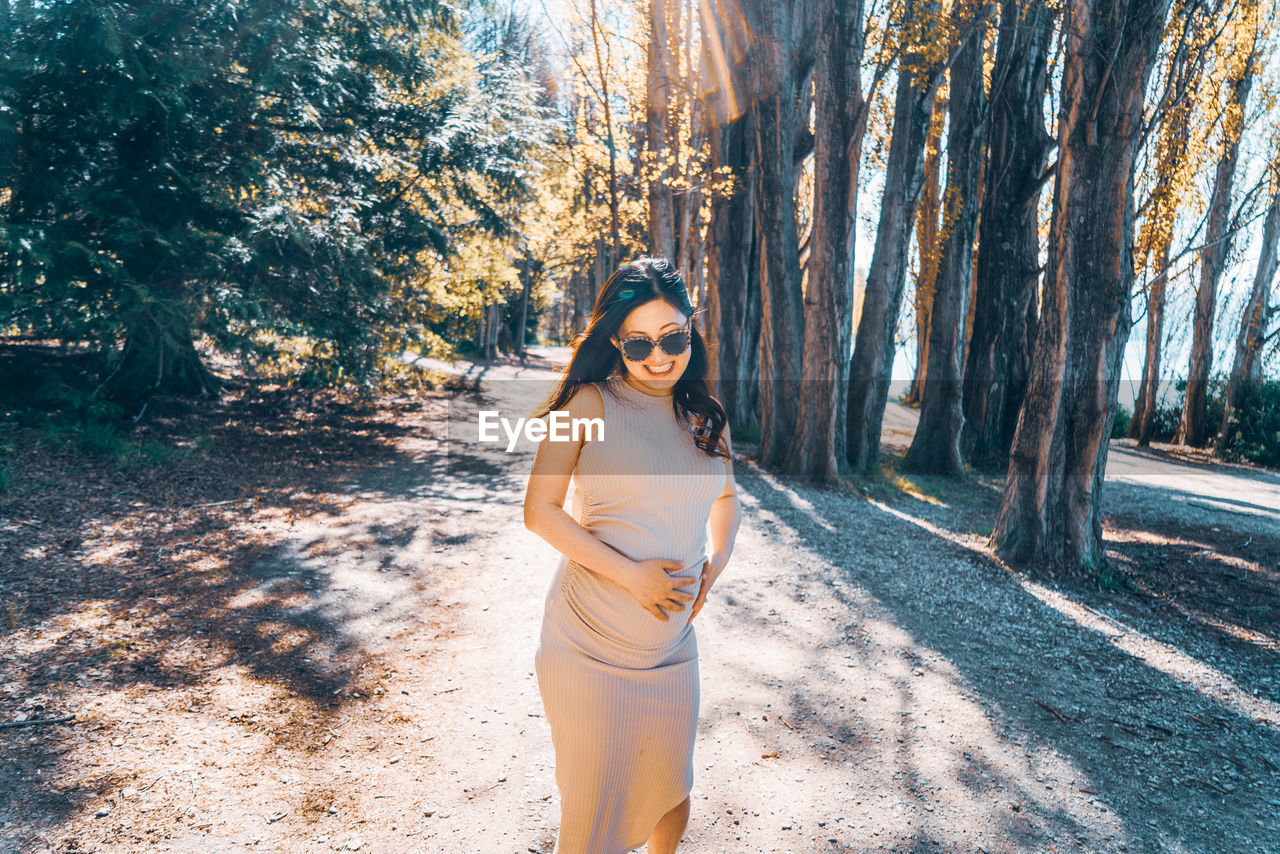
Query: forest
xmin=3 ymin=0 xmax=1280 ymax=581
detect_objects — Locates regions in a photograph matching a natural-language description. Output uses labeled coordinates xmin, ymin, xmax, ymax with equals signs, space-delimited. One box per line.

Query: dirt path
xmin=3 ymin=350 xmax=1277 ymax=853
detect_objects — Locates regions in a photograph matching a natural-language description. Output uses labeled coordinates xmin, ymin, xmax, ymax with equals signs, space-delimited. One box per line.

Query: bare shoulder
xmin=563 ymin=380 xmax=606 ymax=421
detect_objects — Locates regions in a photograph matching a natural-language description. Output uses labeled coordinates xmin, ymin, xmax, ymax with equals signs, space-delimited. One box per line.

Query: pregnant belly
xmin=560 ymin=560 xmax=701 ymax=651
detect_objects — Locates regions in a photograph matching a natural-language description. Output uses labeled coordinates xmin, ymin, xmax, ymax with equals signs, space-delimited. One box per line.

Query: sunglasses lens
xmin=622 ymin=339 xmax=654 ymax=361
xmin=659 ymin=330 xmax=690 ymax=356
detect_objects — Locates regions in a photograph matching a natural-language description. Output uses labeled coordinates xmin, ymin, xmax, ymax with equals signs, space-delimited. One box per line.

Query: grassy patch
xmin=6 ymin=600 xmax=29 ymax=629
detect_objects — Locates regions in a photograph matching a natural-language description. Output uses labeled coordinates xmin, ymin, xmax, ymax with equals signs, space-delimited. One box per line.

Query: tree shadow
xmin=700 ymin=459 xmax=1278 ymax=852
xmin=0 ymin=381 xmax=469 ymax=846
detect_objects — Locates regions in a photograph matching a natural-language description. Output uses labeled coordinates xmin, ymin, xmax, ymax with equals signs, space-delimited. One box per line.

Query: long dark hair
xmin=532 ymin=256 xmax=729 ymax=459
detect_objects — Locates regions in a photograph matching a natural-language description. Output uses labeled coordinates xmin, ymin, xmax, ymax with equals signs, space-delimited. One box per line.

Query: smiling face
xmin=610 ymin=298 xmax=691 ymax=394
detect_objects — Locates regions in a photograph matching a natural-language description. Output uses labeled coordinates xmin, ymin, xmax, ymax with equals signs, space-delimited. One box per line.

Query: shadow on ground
xmin=0 ymin=380 xmax=463 ymax=842
xmin=705 ymin=451 xmax=1278 ymax=853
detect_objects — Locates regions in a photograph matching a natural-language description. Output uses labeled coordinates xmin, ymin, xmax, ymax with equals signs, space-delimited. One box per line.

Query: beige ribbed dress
xmin=534 ymin=374 xmax=729 ymax=854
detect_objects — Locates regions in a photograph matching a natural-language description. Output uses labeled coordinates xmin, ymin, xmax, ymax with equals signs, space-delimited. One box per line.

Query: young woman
xmin=523 ymin=257 xmax=742 ymax=853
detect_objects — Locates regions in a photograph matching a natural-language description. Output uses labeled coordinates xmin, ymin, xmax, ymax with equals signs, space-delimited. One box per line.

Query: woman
xmin=523 ymin=256 xmax=742 ymax=853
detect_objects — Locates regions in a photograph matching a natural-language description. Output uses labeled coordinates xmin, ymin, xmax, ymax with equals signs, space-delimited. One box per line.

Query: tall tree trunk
xmin=905 ymin=94 xmax=947 ymax=407
xmin=647 ymin=0 xmax=676 ymax=258
xmin=676 ymin=0 xmax=699 ymax=272
xmin=708 ymin=196 xmax=762 ymax=428
xmin=904 ymin=0 xmax=988 ymax=475
xmin=569 ymin=267 xmax=586 ymax=339
xmin=1129 ymin=37 xmax=1199 ymax=446
xmin=111 ymin=308 xmax=221 ymax=400
xmin=1218 ymin=184 xmax=1280 ymax=446
xmin=786 ymin=0 xmax=866 ymax=479
xmin=700 ymin=0 xmax=761 ymax=430
xmin=748 ymin=0 xmax=805 ymax=469
xmin=513 ymin=257 xmax=538 ymax=358
xmin=677 ymin=0 xmax=703 ymax=280
xmin=591 ymin=243 xmax=606 ymax=311
xmin=1130 ymin=252 xmax=1171 ymax=445
xmin=989 ymin=0 xmax=1170 ymax=575
xmin=1177 ymin=56 xmax=1255 ymax=446
xmin=846 ymin=0 xmax=946 ymax=476
xmin=961 ymin=0 xmax=1055 ymax=468
xmin=589 ymin=0 xmax=622 ymax=264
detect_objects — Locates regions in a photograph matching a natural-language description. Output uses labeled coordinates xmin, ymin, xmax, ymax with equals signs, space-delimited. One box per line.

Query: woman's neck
xmin=620 ymin=374 xmax=673 ymax=398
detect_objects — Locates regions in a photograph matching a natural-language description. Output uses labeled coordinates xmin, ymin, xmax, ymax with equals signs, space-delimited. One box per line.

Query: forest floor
xmin=1 ymin=344 xmax=1277 ymax=854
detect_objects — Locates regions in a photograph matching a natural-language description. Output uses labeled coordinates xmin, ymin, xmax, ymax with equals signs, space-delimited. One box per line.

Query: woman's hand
xmin=623 ymin=558 xmax=699 ymax=622
xmin=688 ymin=555 xmax=726 ymax=623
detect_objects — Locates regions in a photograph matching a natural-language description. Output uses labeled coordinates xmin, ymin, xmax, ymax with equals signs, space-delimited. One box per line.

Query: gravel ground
xmin=1 ymin=347 xmax=1276 ymax=853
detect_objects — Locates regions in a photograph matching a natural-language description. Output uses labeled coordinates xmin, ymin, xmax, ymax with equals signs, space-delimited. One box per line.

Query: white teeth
xmin=645 ymin=363 xmax=674 ymax=375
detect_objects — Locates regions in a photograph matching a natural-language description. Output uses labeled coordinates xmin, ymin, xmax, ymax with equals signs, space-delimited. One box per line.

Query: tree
xmin=646 ymin=0 xmax=678 ymax=258
xmin=960 ymin=0 xmax=1056 ymax=466
xmin=587 ymin=0 xmax=625 ymax=264
xmin=1129 ymin=18 xmax=1198 ymax=445
xmin=989 ymin=0 xmax=1172 ymax=574
xmin=846 ymin=0 xmax=948 ymax=475
xmin=1177 ymin=2 xmax=1260 ymax=446
xmin=1126 ymin=0 xmax=1230 ymax=445
xmin=700 ymin=0 xmax=762 ymax=429
xmin=787 ymin=0 xmax=868 ymax=479
xmin=743 ymin=0 xmax=812 ymax=469
xmin=1219 ymin=177 xmax=1280 ymax=445
xmin=903 ymin=0 xmax=991 ymax=474
xmin=904 ymin=93 xmax=947 ymax=408
xmin=1 ymin=0 xmax=544 ymax=397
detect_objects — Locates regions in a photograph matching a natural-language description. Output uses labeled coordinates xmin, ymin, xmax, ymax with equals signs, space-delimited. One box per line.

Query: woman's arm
xmin=523 ymin=383 xmax=638 ymax=587
xmin=707 ymin=422 xmax=741 ymax=573
xmin=690 ymin=423 xmax=741 ymax=622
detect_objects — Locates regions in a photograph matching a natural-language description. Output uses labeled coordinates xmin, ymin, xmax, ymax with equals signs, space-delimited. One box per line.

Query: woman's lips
xmin=644 ymin=362 xmax=674 ymax=377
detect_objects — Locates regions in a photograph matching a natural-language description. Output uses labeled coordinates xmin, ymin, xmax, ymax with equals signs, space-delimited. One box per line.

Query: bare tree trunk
xmin=647 ymin=0 xmax=676 ymax=258
xmin=961 ymin=0 xmax=1055 ymax=468
xmin=706 ymin=150 xmax=762 ymax=429
xmin=589 ymin=0 xmax=622 ymax=264
xmin=513 ymin=257 xmax=539 ymax=357
xmin=786 ymin=0 xmax=866 ymax=480
xmin=1131 ymin=254 xmax=1171 ymax=445
xmin=591 ymin=243 xmax=606 ymax=310
xmin=904 ymin=0 xmax=988 ymax=475
xmin=700 ymin=0 xmax=762 ymax=430
xmin=1218 ymin=185 xmax=1280 ymax=445
xmin=989 ymin=0 xmax=1170 ymax=575
xmin=568 ymin=268 xmax=586 ymax=339
xmin=748 ymin=0 xmax=807 ymax=469
xmin=1177 ymin=57 xmax=1254 ymax=447
xmin=905 ymin=95 xmax=947 ymax=407
xmin=111 ymin=309 xmax=221 ymax=400
xmin=846 ymin=0 xmax=946 ymax=476
xmin=1129 ymin=36 xmax=1201 ymax=445
xmin=677 ymin=0 xmax=703 ymax=279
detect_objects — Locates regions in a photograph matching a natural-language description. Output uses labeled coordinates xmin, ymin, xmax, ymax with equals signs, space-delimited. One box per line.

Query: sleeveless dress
xmin=534 ymin=374 xmax=730 ymax=854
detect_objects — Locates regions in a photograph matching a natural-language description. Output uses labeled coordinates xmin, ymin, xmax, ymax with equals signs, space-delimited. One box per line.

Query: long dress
xmin=534 ymin=373 xmax=730 ymax=854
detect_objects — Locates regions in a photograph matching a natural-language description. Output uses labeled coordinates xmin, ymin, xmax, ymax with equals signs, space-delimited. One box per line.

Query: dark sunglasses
xmin=614 ymin=326 xmax=691 ymax=362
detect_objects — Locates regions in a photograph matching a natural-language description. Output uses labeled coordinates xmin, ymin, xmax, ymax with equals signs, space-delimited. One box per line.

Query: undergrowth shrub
xmin=1218 ymin=379 xmax=1280 ymax=467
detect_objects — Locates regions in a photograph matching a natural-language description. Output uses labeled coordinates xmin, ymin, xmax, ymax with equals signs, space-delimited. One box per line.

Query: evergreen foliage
xmin=0 ymin=0 xmax=551 ymax=397
xmin=1217 ymin=379 xmax=1280 ymax=467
